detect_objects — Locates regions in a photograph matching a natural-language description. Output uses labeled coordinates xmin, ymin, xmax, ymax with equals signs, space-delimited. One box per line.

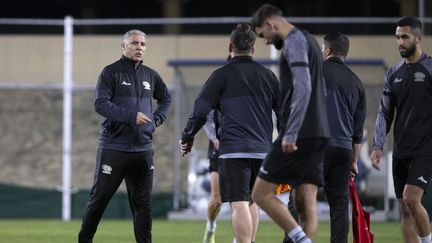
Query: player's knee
xmin=251 ymin=189 xmax=262 ymax=205
xmin=398 ymin=199 xmax=413 ymax=218
xmin=251 ymin=188 xmax=270 ymax=207
xmin=402 ymin=194 xmax=420 ymax=211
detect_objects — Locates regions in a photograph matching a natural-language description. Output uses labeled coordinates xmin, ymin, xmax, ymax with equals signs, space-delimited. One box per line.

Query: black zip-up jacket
xmin=373 ymin=52 xmax=432 ymax=159
xmin=324 ymin=57 xmax=366 ymax=150
xmin=182 ymin=55 xmax=280 ymax=158
xmin=94 ymin=55 xmax=172 ymax=152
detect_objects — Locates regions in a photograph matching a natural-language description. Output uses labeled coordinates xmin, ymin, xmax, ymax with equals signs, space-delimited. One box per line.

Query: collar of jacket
xmin=121 ymin=55 xmax=144 ymax=70
xmin=230 ymin=55 xmax=253 ymax=62
xmin=326 ymin=56 xmax=345 ymax=64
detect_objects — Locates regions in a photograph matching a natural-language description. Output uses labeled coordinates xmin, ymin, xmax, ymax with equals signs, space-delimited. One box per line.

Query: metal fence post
xmin=62 ymin=15 xmax=73 ymax=221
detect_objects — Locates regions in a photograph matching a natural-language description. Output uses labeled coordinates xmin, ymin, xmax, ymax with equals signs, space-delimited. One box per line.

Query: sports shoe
xmin=283 ymin=233 xmax=294 ymax=243
xmin=202 ymin=230 xmax=215 ymax=243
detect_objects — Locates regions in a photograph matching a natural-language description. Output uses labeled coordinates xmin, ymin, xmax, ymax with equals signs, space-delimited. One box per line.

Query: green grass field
xmin=0 ymin=219 xmax=402 ymax=242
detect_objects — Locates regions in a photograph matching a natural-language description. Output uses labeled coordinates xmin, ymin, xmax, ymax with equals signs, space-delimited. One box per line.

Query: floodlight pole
xmin=62 ymin=16 xmax=74 ymax=221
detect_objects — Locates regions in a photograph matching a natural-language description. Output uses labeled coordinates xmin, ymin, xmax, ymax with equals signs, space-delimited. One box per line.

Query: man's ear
xmin=229 ymin=42 xmax=233 ymax=53
xmin=416 ymin=34 xmax=422 ymax=44
xmin=121 ymin=42 xmax=125 ymax=49
xmin=265 ymin=18 xmax=277 ymax=31
xmin=325 ymin=47 xmax=332 ymax=57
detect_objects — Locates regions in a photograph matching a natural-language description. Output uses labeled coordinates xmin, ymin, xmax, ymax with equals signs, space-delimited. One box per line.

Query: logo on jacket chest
xmin=143 ymin=81 xmax=151 ymax=90
xmin=121 ymin=80 xmax=132 ymax=86
xmin=394 ymin=77 xmax=403 ymax=83
xmin=414 ymin=72 xmax=425 ymax=82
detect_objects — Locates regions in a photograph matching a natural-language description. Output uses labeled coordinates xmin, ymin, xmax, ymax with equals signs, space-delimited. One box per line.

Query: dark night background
xmin=1 ymin=0 xmax=401 ymax=18
xmin=1 ymin=0 xmax=430 ymax=34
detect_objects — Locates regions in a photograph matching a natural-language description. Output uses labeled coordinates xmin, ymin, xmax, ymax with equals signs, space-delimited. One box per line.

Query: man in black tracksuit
xmin=180 ymin=23 xmax=280 ymax=243
xmin=321 ymin=33 xmax=366 ymax=243
xmin=371 ymin=17 xmax=432 ymax=243
xmin=78 ymin=29 xmax=171 ymax=243
xmin=251 ymin=4 xmax=329 ymax=243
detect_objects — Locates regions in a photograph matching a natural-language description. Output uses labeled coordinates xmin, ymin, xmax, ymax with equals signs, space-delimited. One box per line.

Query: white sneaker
xmin=202 ymin=230 xmax=215 ymax=243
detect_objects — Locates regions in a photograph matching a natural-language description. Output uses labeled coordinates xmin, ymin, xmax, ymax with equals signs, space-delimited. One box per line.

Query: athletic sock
xmin=206 ymin=220 xmax=216 ymax=232
xmin=287 ymin=226 xmax=312 ymax=243
xmin=418 ymin=233 xmax=431 ymax=243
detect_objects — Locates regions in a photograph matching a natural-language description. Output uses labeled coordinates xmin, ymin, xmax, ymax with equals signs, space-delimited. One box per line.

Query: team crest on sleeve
xmin=143 ymin=81 xmax=151 ymax=90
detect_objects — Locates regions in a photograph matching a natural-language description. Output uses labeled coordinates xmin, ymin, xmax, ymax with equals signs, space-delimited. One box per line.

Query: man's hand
xmin=370 ymin=149 xmax=383 ymax=171
xmin=281 ymin=139 xmax=298 ymax=154
xmin=350 ymin=160 xmax=359 ymax=178
xmin=136 ymin=112 xmax=152 ymax=125
xmin=211 ymin=139 xmax=220 ymax=151
xmin=179 ymin=139 xmax=193 ymax=156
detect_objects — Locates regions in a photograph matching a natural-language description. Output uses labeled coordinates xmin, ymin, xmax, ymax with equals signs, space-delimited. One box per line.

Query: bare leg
xmin=207 ymin=172 xmax=222 ymax=221
xmin=399 ymin=198 xmax=419 ymax=243
xmin=231 ymin=201 xmax=253 ymax=243
xmin=294 ymin=183 xmax=318 ymax=241
xmin=203 ymin=172 xmax=222 ymax=243
xmin=249 ymin=202 xmax=260 ymax=242
xmin=401 ymin=185 xmax=431 ymax=242
xmin=252 ymin=178 xmax=299 ymax=232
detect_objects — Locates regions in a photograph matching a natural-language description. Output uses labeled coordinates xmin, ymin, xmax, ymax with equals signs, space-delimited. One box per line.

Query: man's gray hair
xmin=122 ymin=29 xmax=146 ymax=43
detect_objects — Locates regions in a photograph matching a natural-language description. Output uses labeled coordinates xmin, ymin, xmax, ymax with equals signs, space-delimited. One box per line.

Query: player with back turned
xmin=180 ymin=23 xmax=280 ymax=243
xmin=321 ymin=32 xmax=366 ymax=243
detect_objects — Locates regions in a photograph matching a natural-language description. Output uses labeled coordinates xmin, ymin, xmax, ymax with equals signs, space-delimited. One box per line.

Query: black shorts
xmin=218 ymin=158 xmax=262 ymax=203
xmin=393 ymin=157 xmax=432 ymax=198
xmin=259 ymin=138 xmax=328 ymax=187
xmin=209 ymin=158 xmax=219 ymax=173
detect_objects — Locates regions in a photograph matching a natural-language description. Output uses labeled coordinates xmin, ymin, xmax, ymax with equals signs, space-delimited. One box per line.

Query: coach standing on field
xmin=180 ymin=23 xmax=280 ymax=243
xmin=78 ymin=29 xmax=172 ymax=243
xmin=370 ymin=17 xmax=432 ymax=243
xmin=321 ymin=33 xmax=366 ymax=243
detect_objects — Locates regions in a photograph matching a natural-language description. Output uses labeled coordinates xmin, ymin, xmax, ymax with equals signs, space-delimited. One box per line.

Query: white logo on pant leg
xmin=418 ymin=176 xmax=427 ymax=184
xmin=143 ymin=81 xmax=151 ymax=90
xmin=102 ymin=164 xmax=112 ymax=174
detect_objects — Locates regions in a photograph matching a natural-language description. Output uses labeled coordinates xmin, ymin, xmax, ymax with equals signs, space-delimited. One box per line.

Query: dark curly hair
xmin=230 ymin=23 xmax=256 ymax=53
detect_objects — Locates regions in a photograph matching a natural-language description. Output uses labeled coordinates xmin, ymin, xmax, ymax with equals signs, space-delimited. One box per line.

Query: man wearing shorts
xmin=251 ymin=4 xmax=329 ymax=243
xmin=370 ymin=17 xmax=432 ymax=243
xmin=202 ymin=109 xmax=222 ymax=243
xmin=180 ymin=23 xmax=280 ymax=243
